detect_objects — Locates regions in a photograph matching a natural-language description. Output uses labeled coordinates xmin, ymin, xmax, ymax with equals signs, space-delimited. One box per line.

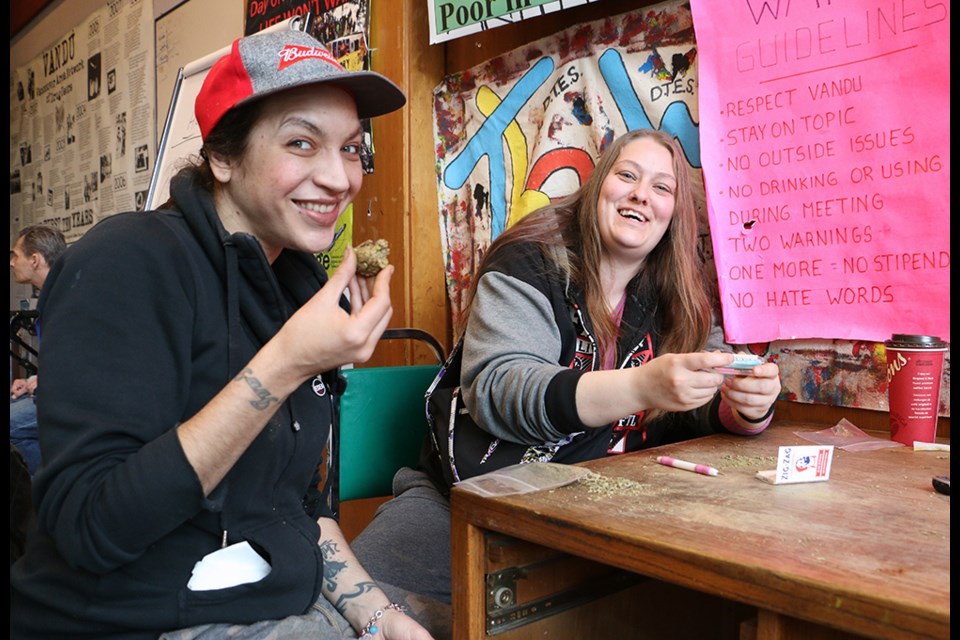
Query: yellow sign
xmin=316 ymin=204 xmax=352 ymax=272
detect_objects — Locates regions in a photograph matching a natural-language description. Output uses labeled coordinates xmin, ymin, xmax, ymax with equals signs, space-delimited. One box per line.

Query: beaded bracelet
xmin=359 ymin=602 xmax=407 ymax=638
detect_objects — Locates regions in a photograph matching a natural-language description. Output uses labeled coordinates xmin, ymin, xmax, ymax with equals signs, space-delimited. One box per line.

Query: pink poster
xmin=691 ymin=0 xmax=950 ymax=343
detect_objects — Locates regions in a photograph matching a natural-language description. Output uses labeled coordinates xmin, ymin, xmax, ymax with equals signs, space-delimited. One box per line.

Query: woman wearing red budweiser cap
xmin=11 ymin=29 xmax=442 ymax=640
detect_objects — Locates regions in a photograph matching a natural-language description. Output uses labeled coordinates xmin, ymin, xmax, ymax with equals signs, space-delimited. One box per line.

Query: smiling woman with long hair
xmin=351 ymin=128 xmax=783 ymax=614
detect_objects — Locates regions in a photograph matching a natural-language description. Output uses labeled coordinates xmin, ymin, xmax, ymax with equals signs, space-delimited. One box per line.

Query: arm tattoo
xmin=319 ymin=540 xmax=340 ymax=560
xmin=320 ymin=540 xmax=346 ymax=592
xmin=235 ymin=367 xmax=278 ymax=410
xmin=334 ymin=581 xmax=378 ymax=610
xmin=323 ymin=557 xmax=349 ymax=592
xmin=319 ymin=540 xmax=378 ymax=606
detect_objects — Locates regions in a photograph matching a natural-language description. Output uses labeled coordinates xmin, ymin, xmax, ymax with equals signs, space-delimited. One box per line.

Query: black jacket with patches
xmin=422 ymin=241 xmax=730 ymax=491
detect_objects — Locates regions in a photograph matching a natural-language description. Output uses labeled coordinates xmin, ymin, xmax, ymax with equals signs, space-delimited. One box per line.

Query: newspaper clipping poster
xmin=10 ymin=0 xmax=156 ymax=244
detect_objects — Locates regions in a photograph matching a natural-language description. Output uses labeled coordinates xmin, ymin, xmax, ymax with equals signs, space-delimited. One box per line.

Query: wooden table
xmin=451 ymin=422 xmax=950 ymax=639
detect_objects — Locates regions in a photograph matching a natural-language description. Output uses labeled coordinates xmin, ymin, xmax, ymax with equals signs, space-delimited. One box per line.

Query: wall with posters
xmin=10 ymin=0 xmax=156 ymax=242
xmin=11 ymin=0 xmax=109 ymax=310
xmin=432 ymin=0 xmax=950 ymax=418
xmin=9 ymin=0 xmax=444 ymax=372
xmin=10 ymin=0 xmax=157 ymax=313
xmin=10 ymin=0 xmax=950 ymax=422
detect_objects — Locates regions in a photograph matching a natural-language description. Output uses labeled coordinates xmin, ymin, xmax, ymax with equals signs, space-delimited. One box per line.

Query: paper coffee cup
xmin=885 ymin=334 xmax=948 ymax=446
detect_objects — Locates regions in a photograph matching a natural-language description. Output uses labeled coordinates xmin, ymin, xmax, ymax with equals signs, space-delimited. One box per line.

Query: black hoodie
xmin=11 ymin=170 xmax=343 ymax=639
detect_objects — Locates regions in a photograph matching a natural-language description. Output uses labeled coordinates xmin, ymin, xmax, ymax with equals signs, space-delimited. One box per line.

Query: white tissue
xmin=187 ymin=541 xmax=272 ymax=591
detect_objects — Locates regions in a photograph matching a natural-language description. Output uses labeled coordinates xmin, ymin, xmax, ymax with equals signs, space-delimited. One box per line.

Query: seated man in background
xmin=9 ymin=223 xmax=66 ymax=476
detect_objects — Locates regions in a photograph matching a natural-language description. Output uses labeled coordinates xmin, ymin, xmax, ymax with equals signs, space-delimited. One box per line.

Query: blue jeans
xmin=10 ymin=395 xmax=40 ymax=476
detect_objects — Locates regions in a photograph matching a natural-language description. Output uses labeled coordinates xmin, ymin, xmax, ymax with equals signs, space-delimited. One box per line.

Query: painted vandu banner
xmin=434 ymin=0 xmax=703 ymax=328
xmin=691 ymin=0 xmax=950 ymax=343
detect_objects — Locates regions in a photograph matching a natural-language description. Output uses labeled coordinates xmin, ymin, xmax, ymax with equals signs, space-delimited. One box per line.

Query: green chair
xmin=337 ymin=329 xmax=444 ymax=502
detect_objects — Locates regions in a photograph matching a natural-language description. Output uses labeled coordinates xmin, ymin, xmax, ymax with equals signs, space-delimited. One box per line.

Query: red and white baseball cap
xmin=195 ymin=29 xmax=406 ymax=141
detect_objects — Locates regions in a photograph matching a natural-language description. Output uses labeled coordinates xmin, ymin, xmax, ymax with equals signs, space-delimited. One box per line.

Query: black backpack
xmin=419 ymin=337 xmax=570 ymax=495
